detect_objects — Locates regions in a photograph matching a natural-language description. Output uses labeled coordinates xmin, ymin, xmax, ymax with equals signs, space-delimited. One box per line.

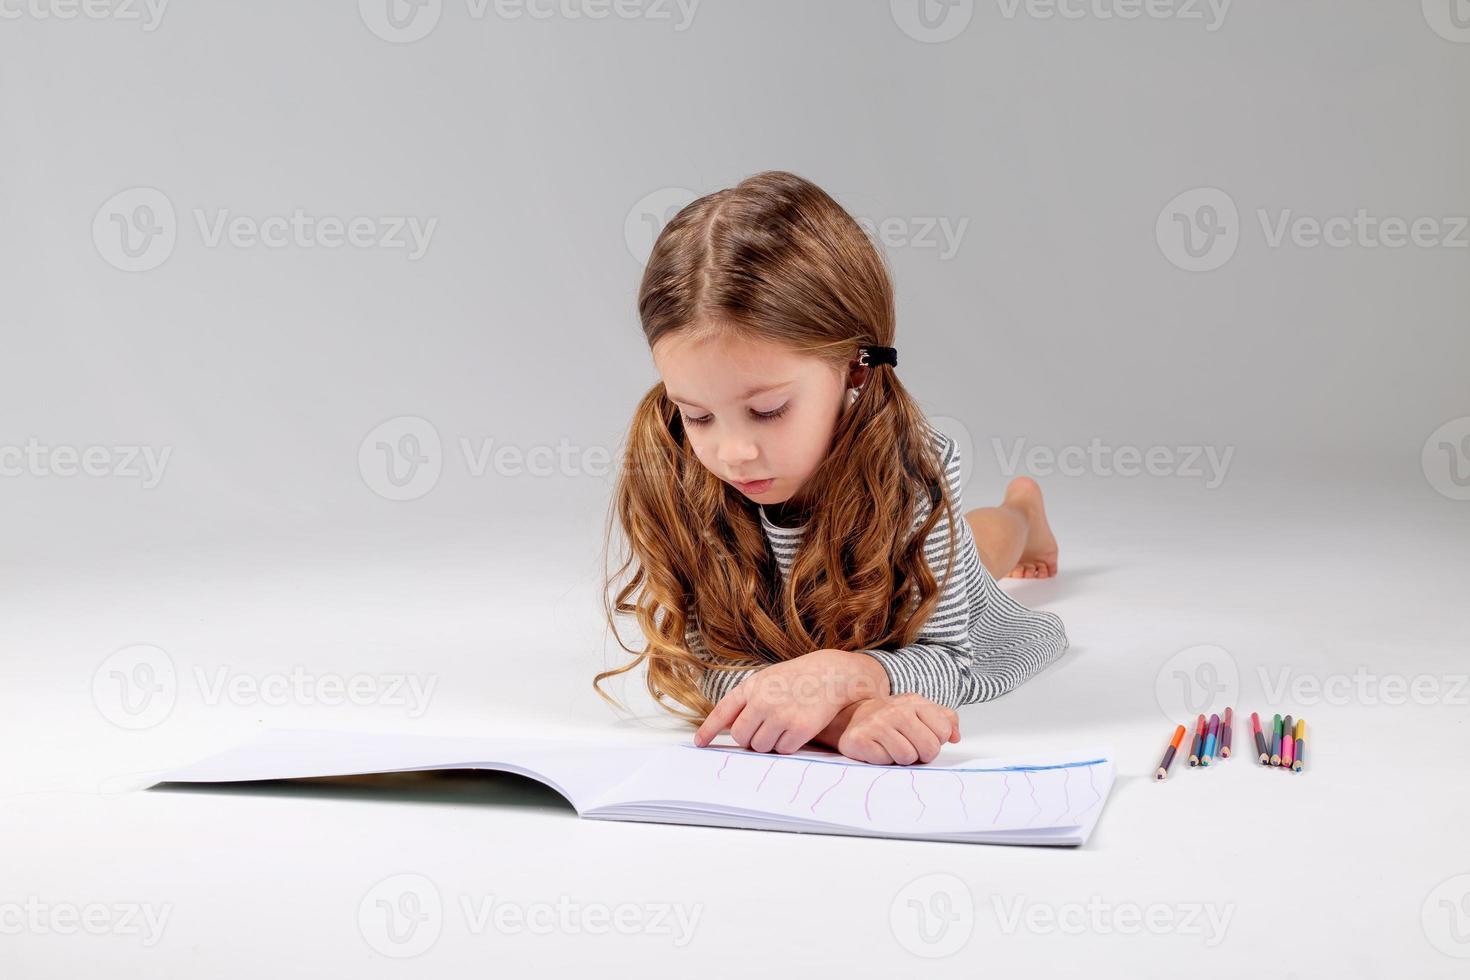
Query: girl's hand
xmin=836 ymin=693 xmax=960 ymax=766
xmin=693 ymin=649 xmax=885 ymax=755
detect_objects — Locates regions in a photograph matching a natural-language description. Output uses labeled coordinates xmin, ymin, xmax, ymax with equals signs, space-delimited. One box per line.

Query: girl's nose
xmin=717 ymin=438 xmax=759 ymax=468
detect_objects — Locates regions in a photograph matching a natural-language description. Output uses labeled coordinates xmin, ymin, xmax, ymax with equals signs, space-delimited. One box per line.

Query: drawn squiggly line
xmin=909 ymin=771 xmax=926 ymax=821
xmin=809 ymin=767 xmax=847 ymax=813
xmin=1024 ymin=771 xmax=1040 ymax=826
xmin=1069 ymin=763 xmax=1101 ymax=822
xmin=790 ymin=762 xmax=811 ymax=804
xmin=953 ymin=772 xmax=968 ymax=823
xmin=994 ymin=773 xmax=1012 ymax=823
xmin=863 ymin=770 xmax=889 ymax=821
xmin=717 ymin=756 xmax=731 ymax=780
xmin=756 ymin=759 xmax=776 ymax=792
xmin=1060 ymin=766 xmax=1071 ymax=822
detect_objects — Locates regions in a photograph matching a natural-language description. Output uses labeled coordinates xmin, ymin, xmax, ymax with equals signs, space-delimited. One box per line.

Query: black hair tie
xmin=858 ymin=345 xmax=898 ymax=368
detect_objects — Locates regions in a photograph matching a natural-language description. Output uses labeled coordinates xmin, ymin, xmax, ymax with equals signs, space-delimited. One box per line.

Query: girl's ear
xmin=847 ymin=360 xmax=871 ymax=390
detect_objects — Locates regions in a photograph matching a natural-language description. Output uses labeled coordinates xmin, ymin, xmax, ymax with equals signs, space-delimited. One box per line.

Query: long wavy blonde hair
xmin=595 ymin=170 xmax=958 ymax=725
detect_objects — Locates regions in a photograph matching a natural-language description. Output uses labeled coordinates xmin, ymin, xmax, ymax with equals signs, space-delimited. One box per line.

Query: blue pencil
xmin=1201 ymin=713 xmax=1220 ymax=766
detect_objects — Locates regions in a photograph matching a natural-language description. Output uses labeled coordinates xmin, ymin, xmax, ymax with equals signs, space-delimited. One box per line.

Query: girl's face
xmin=653 ymin=328 xmax=852 ymax=505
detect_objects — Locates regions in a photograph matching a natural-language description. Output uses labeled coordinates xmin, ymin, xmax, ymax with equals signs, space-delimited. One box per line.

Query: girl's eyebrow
xmin=666 ymin=381 xmax=792 ymax=410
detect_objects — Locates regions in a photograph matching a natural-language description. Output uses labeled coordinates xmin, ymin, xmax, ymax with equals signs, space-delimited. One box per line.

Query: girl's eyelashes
xmin=682 ymin=404 xmax=790 ymax=427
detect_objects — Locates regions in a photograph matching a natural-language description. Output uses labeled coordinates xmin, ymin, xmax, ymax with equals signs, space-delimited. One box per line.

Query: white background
xmin=2 ymin=1 xmax=1468 ymax=976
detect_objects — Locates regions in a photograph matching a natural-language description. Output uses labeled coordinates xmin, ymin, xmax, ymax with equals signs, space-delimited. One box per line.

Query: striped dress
xmin=691 ymin=422 xmax=1069 ymax=711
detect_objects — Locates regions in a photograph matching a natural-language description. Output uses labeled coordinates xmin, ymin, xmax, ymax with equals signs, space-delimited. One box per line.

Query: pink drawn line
xmin=717 ymin=756 xmax=731 ymax=780
xmin=1024 ymin=772 xmax=1040 ymax=826
xmin=789 ymin=763 xmax=811 ymax=804
xmin=909 ymin=771 xmax=926 ymax=821
xmin=756 ymin=759 xmax=777 ymax=792
xmin=809 ymin=767 xmax=847 ymax=813
xmin=953 ymin=772 xmax=968 ymax=823
xmin=863 ymin=771 xmax=890 ymax=821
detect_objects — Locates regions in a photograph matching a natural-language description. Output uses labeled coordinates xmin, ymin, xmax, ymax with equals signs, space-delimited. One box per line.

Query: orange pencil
xmin=1155 ymin=724 xmax=1186 ymax=781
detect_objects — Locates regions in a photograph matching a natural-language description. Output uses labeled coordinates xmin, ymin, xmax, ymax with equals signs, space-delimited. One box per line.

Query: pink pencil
xmin=1281 ymin=721 xmax=1295 ymax=769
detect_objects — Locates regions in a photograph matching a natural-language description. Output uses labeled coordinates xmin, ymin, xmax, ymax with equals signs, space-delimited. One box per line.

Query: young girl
xmin=596 ymin=171 xmax=1066 ymax=767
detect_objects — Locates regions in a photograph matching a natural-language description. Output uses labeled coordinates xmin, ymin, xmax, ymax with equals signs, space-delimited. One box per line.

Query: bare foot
xmin=1003 ymin=477 xmax=1058 ymax=579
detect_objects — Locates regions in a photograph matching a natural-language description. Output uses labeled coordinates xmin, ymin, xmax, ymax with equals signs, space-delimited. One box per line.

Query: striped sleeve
xmin=860 ymin=429 xmax=1069 ymax=709
xmin=688 ymin=613 xmax=761 ymax=706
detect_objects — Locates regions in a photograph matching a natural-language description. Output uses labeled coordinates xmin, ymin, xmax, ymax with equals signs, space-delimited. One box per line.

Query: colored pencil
xmin=1220 ymin=706 xmax=1234 ymax=758
xmin=1202 ymin=713 xmax=1220 ymax=766
xmin=1251 ymin=712 xmax=1268 ymax=764
xmin=1270 ymin=713 xmax=1283 ymax=767
xmin=1281 ymin=715 xmax=1293 ymax=769
xmin=1188 ymin=714 xmax=1205 ymax=766
xmin=1155 ymin=724 xmax=1186 ymax=781
xmin=1292 ymin=718 xmax=1306 ymax=773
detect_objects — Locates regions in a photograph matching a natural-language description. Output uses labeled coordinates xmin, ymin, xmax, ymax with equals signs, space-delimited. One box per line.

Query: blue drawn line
xmin=683 ymin=744 xmax=1107 ymax=773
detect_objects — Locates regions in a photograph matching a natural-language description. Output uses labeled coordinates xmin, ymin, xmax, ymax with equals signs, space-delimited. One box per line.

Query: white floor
xmin=4 ymin=466 xmax=1468 ymax=977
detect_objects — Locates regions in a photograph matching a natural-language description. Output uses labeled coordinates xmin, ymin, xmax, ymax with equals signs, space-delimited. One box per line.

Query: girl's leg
xmin=963 ymin=477 xmax=1059 ymax=580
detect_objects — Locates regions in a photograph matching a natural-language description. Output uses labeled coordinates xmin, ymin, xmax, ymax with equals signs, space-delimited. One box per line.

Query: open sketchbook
xmin=150 ymin=729 xmax=1115 ymax=846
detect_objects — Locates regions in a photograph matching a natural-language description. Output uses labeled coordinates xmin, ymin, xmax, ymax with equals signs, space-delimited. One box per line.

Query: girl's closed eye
xmin=682 ymin=403 xmax=789 ymax=427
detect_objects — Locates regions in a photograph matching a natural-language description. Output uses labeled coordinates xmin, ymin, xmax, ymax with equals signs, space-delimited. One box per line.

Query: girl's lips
xmin=733 ymin=478 xmax=774 ymax=493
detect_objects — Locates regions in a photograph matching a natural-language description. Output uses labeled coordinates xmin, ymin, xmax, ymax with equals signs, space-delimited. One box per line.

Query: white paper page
xmin=587 ymin=745 xmax=1112 ymax=835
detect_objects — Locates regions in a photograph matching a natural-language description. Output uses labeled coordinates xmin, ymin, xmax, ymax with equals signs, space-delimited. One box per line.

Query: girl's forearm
xmin=831 ymin=649 xmax=891 ymax=701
